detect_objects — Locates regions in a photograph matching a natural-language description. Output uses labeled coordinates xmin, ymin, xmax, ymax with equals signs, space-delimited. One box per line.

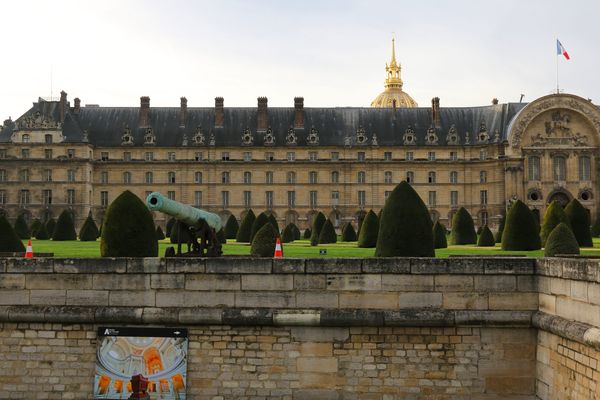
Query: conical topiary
xmin=100 ymin=190 xmax=158 ymax=257
xmin=251 ymin=223 xmax=278 ymax=257
xmin=495 ymin=213 xmax=506 ymax=243
xmin=165 ymin=217 xmax=175 ymax=238
xmin=502 ymin=200 xmax=541 ymax=250
xmin=224 ymin=215 xmax=239 ymax=239
xmin=291 ymin=223 xmax=301 ymax=240
xmin=564 ymin=199 xmax=593 ymax=247
xmin=591 ymin=212 xmax=600 ymax=237
xmin=45 ymin=218 xmax=56 ymax=237
xmin=268 ymin=213 xmax=279 ymax=233
xmin=477 ymin=225 xmax=495 ymax=247
xmin=341 ymin=222 xmax=357 ymax=242
xmin=476 ymin=226 xmax=483 ymax=235
xmin=532 ymin=209 xmax=541 ymax=232
xmin=319 ymin=219 xmax=337 ymax=244
xmin=303 ymin=228 xmax=311 ymax=239
xmin=282 ymin=223 xmax=296 ymax=243
xmin=79 ymin=215 xmax=99 ymax=241
xmin=155 ymin=226 xmax=165 ymax=240
xmin=545 ymin=223 xmax=580 ymax=257
xmin=432 ymin=221 xmax=448 ymax=249
xmin=35 ymin=223 xmax=50 ymax=240
xmin=310 ymin=212 xmax=326 ymax=246
xmin=0 ymin=215 xmax=26 ymax=252
xmin=450 ymin=207 xmax=477 ymax=245
xmin=236 ymin=210 xmax=256 ymax=242
xmin=541 ymin=201 xmax=570 ymax=246
xmin=170 ymin=220 xmax=192 ymax=244
xmin=29 ymin=219 xmax=42 ymax=237
xmin=217 ymin=228 xmax=227 ymax=244
xmin=53 ymin=210 xmax=77 ymax=241
xmin=375 ymin=181 xmax=435 ymax=257
xmin=250 ymin=212 xmax=270 ymax=243
xmin=14 ymin=214 xmax=30 ymax=239
xmin=358 ymin=210 xmax=379 ymax=248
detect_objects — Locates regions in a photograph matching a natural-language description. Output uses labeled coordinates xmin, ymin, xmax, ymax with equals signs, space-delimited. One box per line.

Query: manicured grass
xmin=22 ymin=237 xmax=600 ymax=258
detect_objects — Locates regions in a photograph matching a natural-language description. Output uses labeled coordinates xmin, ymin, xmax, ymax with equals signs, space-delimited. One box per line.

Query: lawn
xmin=22 ymin=238 xmax=600 ymax=258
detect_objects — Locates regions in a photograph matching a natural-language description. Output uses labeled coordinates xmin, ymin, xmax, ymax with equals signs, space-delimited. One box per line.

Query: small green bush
xmin=170 ymin=220 xmax=192 ymax=244
xmin=477 ymin=225 xmax=495 ymax=247
xmin=45 ymin=218 xmax=56 ymax=237
xmin=502 ymin=200 xmax=541 ymax=250
xmin=250 ymin=223 xmax=278 ymax=257
xmin=495 ymin=214 xmax=506 ymax=243
xmin=250 ymin=212 xmax=270 ymax=243
xmin=432 ymin=221 xmax=448 ymax=249
xmin=310 ymin=212 xmax=326 ymax=246
xmin=236 ymin=210 xmax=256 ymax=242
xmin=564 ymin=199 xmax=593 ymax=247
xmin=544 ymin=222 xmax=580 ymax=257
xmin=14 ymin=214 xmax=30 ymax=239
xmin=35 ymin=223 xmax=50 ymax=240
xmin=476 ymin=226 xmax=483 ymax=235
xmin=268 ymin=213 xmax=279 ymax=233
xmin=341 ymin=222 xmax=357 ymax=242
xmin=79 ymin=215 xmax=100 ymax=241
xmin=303 ymin=228 xmax=311 ymax=239
xmin=224 ymin=215 xmax=239 ymax=239
xmin=375 ymin=181 xmax=434 ymax=257
xmin=53 ymin=210 xmax=77 ymax=241
xmin=450 ymin=207 xmax=477 ymax=245
xmin=319 ymin=219 xmax=337 ymax=244
xmin=292 ymin=223 xmax=301 ymax=240
xmin=100 ymin=190 xmax=158 ymax=257
xmin=358 ymin=210 xmax=379 ymax=248
xmin=165 ymin=217 xmax=175 ymax=238
xmin=282 ymin=223 xmax=296 ymax=243
xmin=0 ymin=215 xmax=26 ymax=252
xmin=155 ymin=226 xmax=165 ymax=240
xmin=541 ymin=201 xmax=570 ymax=245
xmin=29 ymin=219 xmax=42 ymax=237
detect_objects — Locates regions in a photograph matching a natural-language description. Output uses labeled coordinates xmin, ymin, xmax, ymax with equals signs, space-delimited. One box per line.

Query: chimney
xmin=215 ymin=97 xmax=224 ymax=128
xmin=431 ymin=97 xmax=440 ymax=128
xmin=59 ymin=91 xmax=67 ymax=122
xmin=492 ymin=98 xmax=499 ymax=105
xmin=139 ymin=96 xmax=150 ymax=128
xmin=74 ymin=98 xmax=81 ymax=114
xmin=179 ymin=97 xmax=187 ymax=128
xmin=257 ymin=97 xmax=268 ymax=131
xmin=294 ymin=97 xmax=304 ymax=129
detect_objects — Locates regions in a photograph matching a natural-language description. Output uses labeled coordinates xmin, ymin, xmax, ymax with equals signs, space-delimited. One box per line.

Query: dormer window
xmin=22 ymin=134 xmax=30 ymax=143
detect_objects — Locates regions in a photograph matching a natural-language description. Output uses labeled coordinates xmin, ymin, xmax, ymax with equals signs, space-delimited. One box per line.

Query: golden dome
xmin=371 ymin=38 xmax=418 ymax=108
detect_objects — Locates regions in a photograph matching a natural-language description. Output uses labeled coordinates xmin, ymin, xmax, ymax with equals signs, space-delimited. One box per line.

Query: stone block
xmin=535 ymin=259 xmax=562 ymax=277
xmin=274 ymin=310 xmax=320 ymax=326
xmin=0 ymin=274 xmax=25 ymax=289
xmin=150 ymin=274 xmax=185 ymax=289
xmin=455 ymin=310 xmax=533 ymax=326
xmin=178 ymin=308 xmax=222 ymax=324
xmin=126 ymin=258 xmax=166 ymax=273
xmin=165 ymin=258 xmax=205 ymax=273
xmin=320 ymin=309 xmax=383 ymax=326
xmin=447 ymin=258 xmax=484 ymax=274
xmin=185 ymin=292 xmax=234 ymax=307
xmin=484 ymin=376 xmax=535 ymax=395
xmin=95 ymin=307 xmax=143 ymax=323
xmin=223 ymin=308 xmax=273 ymax=325
xmin=381 ymin=275 xmax=434 ymax=291
xmin=296 ymin=292 xmax=338 ymax=308
xmin=293 ymin=389 xmax=339 ymax=400
xmin=92 ymin=274 xmax=149 ymax=290
xmin=44 ymin=306 xmax=95 ymax=323
xmin=156 ymin=291 xmax=185 ymax=308
xmin=339 ymin=293 xmax=398 ymax=309
xmin=294 ymin=275 xmax=327 ymax=290
xmin=6 ymin=258 xmax=53 ymax=273
xmin=478 ymin=359 xmax=535 ymax=377
xmin=549 ymin=278 xmax=570 ymax=296
xmin=54 ymin=258 xmax=126 ymax=273
xmin=484 ymin=258 xmax=534 ymax=275
xmin=561 ymin=259 xmax=592 ymax=281
xmin=66 ymin=290 xmax=109 ymax=306
xmin=442 ymin=293 xmax=488 ymax=310
xmin=235 ymin=292 xmax=295 ymax=308
xmin=410 ymin=258 xmax=448 ymax=274
xmin=206 ymin=258 xmax=271 ymax=273
xmin=434 ymin=275 xmax=474 ymax=291
xmin=7 ymin=305 xmax=46 ymax=322
xmin=474 ymin=276 xmax=516 ymax=292
xmin=0 ymin=290 xmax=29 ymax=305
xmin=297 ymin=357 xmax=337 ymax=373
xmin=361 ymin=258 xmax=410 ymax=273
xmin=109 ymin=291 xmax=156 ymax=307
xmin=273 ymin=258 xmax=305 ymax=273
xmin=299 ymin=342 xmax=332 ymax=356
xmin=570 ymin=280 xmax=588 ymax=302
xmin=142 ymin=307 xmax=179 ymax=324
xmin=25 ymin=274 xmax=92 ymax=290
xmin=384 ymin=309 xmax=454 ymax=326
xmin=489 ymin=293 xmax=538 ymax=310
xmin=305 ymin=259 xmax=362 ymax=274
xmin=539 ymin=294 xmax=556 ymax=314
xmin=290 ymin=327 xmax=349 ymax=342
xmin=516 ymin=276 xmax=535 ymax=292
xmin=30 ymin=290 xmax=66 ymax=306
xmin=326 ymin=274 xmax=381 ymax=291
xmin=186 ymin=274 xmax=240 ymax=290
xmin=241 ymin=275 xmax=293 ymax=291
xmin=588 ymin=283 xmax=600 ymax=305
xmin=398 ymin=292 xmax=442 ymax=309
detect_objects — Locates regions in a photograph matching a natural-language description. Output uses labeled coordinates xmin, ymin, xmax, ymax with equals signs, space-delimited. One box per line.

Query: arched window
xmin=450 ymin=171 xmax=458 ymax=184
xmin=331 ymin=171 xmax=339 ymax=183
xmin=221 ymin=172 xmax=230 ymax=184
xmin=579 ymin=156 xmax=591 ymax=181
xmin=553 ymin=156 xmax=566 ymax=181
xmin=145 ymin=171 xmax=153 ymax=184
xmin=123 ymin=171 xmax=131 ymax=184
xmin=287 ymin=171 xmax=296 ymax=184
xmin=406 ymin=171 xmax=414 ymax=184
xmin=243 ymin=171 xmax=252 ymax=184
xmin=168 ymin=172 xmax=176 ymax=184
xmin=357 ymin=171 xmax=366 ymax=184
xmin=384 ymin=171 xmax=392 ymax=184
xmin=528 ymin=156 xmax=540 ymax=181
xmin=428 ymin=171 xmax=436 ymax=184
xmin=479 ymin=171 xmax=487 ymax=184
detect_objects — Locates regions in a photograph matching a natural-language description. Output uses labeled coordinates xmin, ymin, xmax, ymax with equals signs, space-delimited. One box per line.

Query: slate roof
xmin=0 ymin=99 xmax=527 ymax=146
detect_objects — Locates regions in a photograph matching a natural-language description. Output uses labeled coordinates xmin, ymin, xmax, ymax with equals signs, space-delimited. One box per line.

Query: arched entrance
xmin=547 ymin=190 xmax=571 ymax=207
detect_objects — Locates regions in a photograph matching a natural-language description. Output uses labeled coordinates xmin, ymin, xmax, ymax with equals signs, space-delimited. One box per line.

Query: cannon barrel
xmin=146 ymin=192 xmax=223 ymax=231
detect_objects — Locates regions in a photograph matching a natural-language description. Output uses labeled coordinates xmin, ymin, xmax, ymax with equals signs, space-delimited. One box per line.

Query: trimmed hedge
xmin=45 ymin=218 xmax=56 ymax=237
xmin=310 ymin=212 xmax=326 ymax=246
xmin=217 ymin=228 xmax=227 ymax=244
xmin=292 ymin=223 xmax=301 ymax=240
xmin=495 ymin=214 xmax=506 ymax=243
xmin=250 ymin=223 xmax=278 ymax=257
xmin=53 ymin=210 xmax=77 ymax=241
xmin=155 ymin=226 xmax=165 ymax=240
xmin=564 ymin=199 xmax=593 ymax=247
xmin=541 ymin=201 xmax=569 ymax=245
xmin=268 ymin=213 xmax=279 ymax=233
xmin=0 ymin=215 xmax=26 ymax=252
xmin=545 ymin=222 xmax=580 ymax=257
xmin=236 ymin=210 xmax=256 ymax=242
xmin=477 ymin=225 xmax=495 ymax=247
xmin=592 ymin=212 xmax=600 ymax=237
xmin=450 ymin=207 xmax=477 ymax=245
xmin=341 ymin=222 xmax=357 ymax=242
xmin=29 ymin=219 xmax=42 ymax=237
xmin=318 ymin=219 xmax=337 ymax=244
xmin=14 ymin=214 xmax=30 ymax=239
xmin=34 ymin=223 xmax=50 ymax=240
xmin=303 ymin=228 xmax=312 ymax=239
xmin=501 ymin=200 xmax=541 ymax=250
xmin=432 ymin=221 xmax=448 ymax=249
xmin=375 ymin=181 xmax=435 ymax=257
xmin=79 ymin=215 xmax=100 ymax=241
xmin=358 ymin=210 xmax=379 ymax=248
xmin=224 ymin=215 xmax=239 ymax=239
xmin=282 ymin=223 xmax=296 ymax=243
xmin=250 ymin=212 xmax=270 ymax=243
xmin=100 ymin=190 xmax=158 ymax=257
xmin=165 ymin=217 xmax=175 ymax=238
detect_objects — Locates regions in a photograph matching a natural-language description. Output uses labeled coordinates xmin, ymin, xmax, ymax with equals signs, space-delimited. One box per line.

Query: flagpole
xmin=556 ymin=39 xmax=559 ymax=94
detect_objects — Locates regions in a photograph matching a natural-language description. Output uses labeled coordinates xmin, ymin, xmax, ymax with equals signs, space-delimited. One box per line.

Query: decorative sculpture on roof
xmin=192 ymin=126 xmax=206 ymax=145
xmin=425 ymin=126 xmax=439 ymax=145
xmin=241 ymin=127 xmax=254 ymax=146
xmin=82 ymin=130 xmax=89 ymax=143
xmin=403 ymin=126 xmax=416 ymax=145
xmin=182 ymin=133 xmax=188 ymax=146
xmin=285 ymin=127 xmax=297 ymax=145
xmin=464 ymin=131 xmax=471 ymax=145
xmin=493 ymin=130 xmax=500 ymax=143
xmin=18 ymin=111 xmax=61 ymax=130
xmin=446 ymin=125 xmax=459 ymax=145
xmin=344 ymin=136 xmax=352 ymax=147
xmin=121 ymin=126 xmax=134 ymax=146
xmin=263 ymin=127 xmax=275 ymax=146
xmin=356 ymin=126 xmax=368 ymax=145
xmin=209 ymin=132 xmax=215 ymax=146
xmin=143 ymin=127 xmax=156 ymax=145
xmin=307 ymin=127 xmax=320 ymax=145
xmin=477 ymin=121 xmax=489 ymax=143
xmin=372 ymin=133 xmax=378 ymax=146
xmin=545 ymin=111 xmax=571 ymax=136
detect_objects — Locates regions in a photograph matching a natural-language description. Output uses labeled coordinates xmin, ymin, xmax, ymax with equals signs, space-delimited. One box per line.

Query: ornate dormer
xmin=425 ymin=126 xmax=439 ymax=145
xmin=356 ymin=126 xmax=368 ymax=145
xmin=263 ymin=127 xmax=275 ymax=146
xmin=285 ymin=127 xmax=297 ymax=145
xmin=18 ymin=111 xmax=61 ymax=130
xmin=143 ymin=127 xmax=156 ymax=146
xmin=307 ymin=127 xmax=320 ymax=145
xmin=403 ymin=125 xmax=416 ymax=145
xmin=192 ymin=126 xmax=206 ymax=145
xmin=121 ymin=126 xmax=134 ymax=146
xmin=446 ymin=125 xmax=460 ymax=145
xmin=477 ymin=121 xmax=489 ymax=143
xmin=241 ymin=127 xmax=254 ymax=146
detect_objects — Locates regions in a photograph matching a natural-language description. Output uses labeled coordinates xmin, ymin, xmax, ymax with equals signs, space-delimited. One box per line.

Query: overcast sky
xmin=1 ymin=0 xmax=598 ymax=119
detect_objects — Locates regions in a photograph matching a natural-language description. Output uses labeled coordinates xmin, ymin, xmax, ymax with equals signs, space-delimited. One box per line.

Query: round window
xmin=581 ymin=191 xmax=591 ymax=201
xmin=529 ymin=191 xmax=540 ymax=201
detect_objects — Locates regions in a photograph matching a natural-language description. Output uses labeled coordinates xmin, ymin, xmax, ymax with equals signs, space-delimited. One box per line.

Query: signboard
xmin=94 ymin=327 xmax=188 ymax=399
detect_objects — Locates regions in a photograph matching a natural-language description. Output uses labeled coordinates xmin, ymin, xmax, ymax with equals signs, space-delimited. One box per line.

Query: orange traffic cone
xmin=24 ymin=240 xmax=34 ymax=258
xmin=274 ymin=238 xmax=283 ymax=258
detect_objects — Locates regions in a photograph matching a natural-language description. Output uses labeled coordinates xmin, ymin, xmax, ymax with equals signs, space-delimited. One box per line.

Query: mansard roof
xmin=0 ymin=98 xmax=527 ymax=146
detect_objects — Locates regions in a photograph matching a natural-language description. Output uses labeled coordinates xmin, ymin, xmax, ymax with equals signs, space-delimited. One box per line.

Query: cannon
xmin=146 ymin=192 xmax=223 ymax=257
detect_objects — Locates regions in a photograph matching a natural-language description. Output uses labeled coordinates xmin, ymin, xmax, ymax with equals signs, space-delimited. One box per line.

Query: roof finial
xmin=390 ymin=34 xmax=397 ymax=66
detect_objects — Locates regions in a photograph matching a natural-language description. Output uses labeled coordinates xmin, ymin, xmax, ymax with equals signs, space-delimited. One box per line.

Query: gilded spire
xmin=390 ymin=36 xmax=397 ymax=67
xmin=384 ymin=36 xmax=402 ymax=90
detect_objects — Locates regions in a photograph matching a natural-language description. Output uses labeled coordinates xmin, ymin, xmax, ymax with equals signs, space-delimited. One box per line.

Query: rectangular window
xmin=168 ymin=152 xmax=176 ymax=161
xmin=145 ymin=172 xmax=153 ymax=184
xmin=384 ymin=191 xmax=391 ymax=201
xmin=357 ymin=171 xmax=366 ymax=184
xmin=0 ymin=170 xmax=5 ymax=182
xmin=168 ymin=172 xmax=176 ymax=184
xmin=331 ymin=152 xmax=339 ymax=161
xmin=167 ymin=191 xmax=176 ymax=200
xmin=265 ymin=171 xmax=274 ymax=184
xmin=0 ymin=149 xmax=6 ymax=159
xmin=20 ymin=190 xmax=30 ymax=206
xmin=309 ymin=151 xmax=318 ymax=161
xmin=194 ymin=191 xmax=202 ymax=207
xmin=287 ymin=152 xmax=296 ymax=161
xmin=384 ymin=171 xmax=392 ymax=184
xmin=243 ymin=172 xmax=252 ymax=184
xmin=480 ymin=171 xmax=487 ymax=184
xmin=195 ymin=152 xmax=203 ymax=161
xmin=123 ymin=152 xmax=131 ymax=161
xmin=529 ymin=156 xmax=540 ymax=181
xmin=480 ymin=190 xmax=488 ymax=205
xmin=384 ymin=152 xmax=392 ymax=161
xmin=428 ymin=172 xmax=436 ymax=184
xmin=331 ymin=191 xmax=339 ymax=206
xmin=357 ymin=152 xmax=365 ymax=161
xmin=287 ymin=191 xmax=296 ymax=208
xmin=428 ymin=191 xmax=436 ymax=207
xmin=406 ymin=151 xmax=414 ymax=161
xmin=20 ymin=169 xmax=29 ymax=182
xmin=450 ymin=151 xmax=457 ymax=161
xmin=123 ymin=172 xmax=132 ymax=184
xmin=309 ymin=191 xmax=318 ymax=209
xmin=145 ymin=152 xmax=154 ymax=161
xmin=221 ymin=172 xmax=229 ymax=184
xmin=42 ymin=190 xmax=52 ymax=205
xmin=358 ymin=191 xmax=366 ymax=207
xmin=450 ymin=171 xmax=458 ymax=184
xmin=450 ymin=191 xmax=458 ymax=207
xmin=67 ymin=149 xmax=75 ymax=158
xmin=406 ymin=171 xmax=414 ymax=184
xmin=21 ymin=149 xmax=30 ymax=159
xmin=45 ymin=135 xmax=53 ymax=144
xmin=428 ymin=152 xmax=436 ymax=161
xmin=101 ymin=152 xmax=109 ymax=161
xmin=221 ymin=191 xmax=229 ymax=207
xmin=265 ymin=152 xmax=274 ymax=161
xmin=221 ymin=152 xmax=230 ymax=161
xmin=67 ymin=189 xmax=75 ymax=205
xmin=43 ymin=169 xmax=52 ymax=182
xmin=101 ymin=172 xmax=108 ymax=184
xmin=480 ymin=149 xmax=487 ymax=160
xmin=266 ymin=191 xmax=274 ymax=209
xmin=579 ymin=156 xmax=591 ymax=181
xmin=195 ymin=172 xmax=203 ymax=184
xmin=309 ymin=171 xmax=318 ymax=184
xmin=0 ymin=190 xmax=6 ymax=205
xmin=244 ymin=191 xmax=252 ymax=208
xmin=243 ymin=152 xmax=252 ymax=161
xmin=100 ymin=191 xmax=108 ymax=207
xmin=44 ymin=149 xmax=52 ymax=159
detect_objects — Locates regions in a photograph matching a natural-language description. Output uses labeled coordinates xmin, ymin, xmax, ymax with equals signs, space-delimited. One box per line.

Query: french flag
xmin=556 ymin=39 xmax=570 ymax=60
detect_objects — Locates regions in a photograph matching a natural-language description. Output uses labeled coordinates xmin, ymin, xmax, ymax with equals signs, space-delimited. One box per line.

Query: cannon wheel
xmin=164 ymin=246 xmax=176 ymax=257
